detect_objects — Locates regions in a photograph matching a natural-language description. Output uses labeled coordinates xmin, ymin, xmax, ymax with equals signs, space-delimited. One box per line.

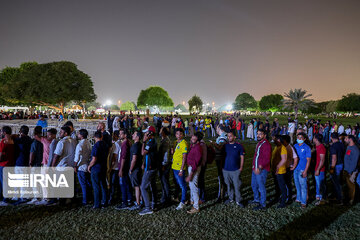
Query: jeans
xmin=285 ymin=169 xmax=293 ymax=201
xmin=140 ymin=170 xmax=157 ymax=209
xmin=237 ymin=130 xmax=241 ymax=139
xmin=357 ymin=172 xmax=360 ymax=188
xmin=159 ymin=164 xmax=171 ymax=203
xmin=78 ymin=171 xmax=92 ymax=205
xmin=206 ymin=128 xmax=211 ymax=138
xmin=241 ymin=130 xmax=245 ymax=141
xmin=315 ymin=171 xmax=326 ymax=200
xmin=215 ymin=159 xmax=225 ymax=200
xmin=173 ymin=169 xmax=187 ymax=203
xmin=330 ymin=164 xmax=343 ymax=201
xmin=188 ymin=166 xmax=201 ymax=210
xmin=109 ymin=170 xmax=120 ymax=203
xmin=276 ymin=174 xmax=288 ymax=206
xmin=223 ymin=169 xmax=242 ymax=203
xmin=294 ymin=169 xmax=307 ymax=205
xmin=198 ymin=164 xmax=206 ymax=202
xmin=119 ymin=174 xmax=132 ymax=205
xmin=91 ymin=168 xmax=108 ymax=208
xmin=254 ymin=129 xmax=257 ymax=141
xmin=251 ymin=169 xmax=268 ymax=207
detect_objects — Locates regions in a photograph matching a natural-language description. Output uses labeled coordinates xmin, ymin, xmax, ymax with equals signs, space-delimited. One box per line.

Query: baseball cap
xmin=143 ymin=126 xmax=156 ymax=134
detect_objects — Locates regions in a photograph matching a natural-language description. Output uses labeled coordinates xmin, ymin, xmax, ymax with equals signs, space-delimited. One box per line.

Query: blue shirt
xmin=294 ymin=143 xmax=312 ymax=171
xmin=37 ymin=119 xmax=48 ymax=128
xmin=91 ymin=141 xmax=109 ymax=172
xmin=224 ymin=143 xmax=245 ymax=171
xmin=15 ymin=136 xmax=32 ymax=166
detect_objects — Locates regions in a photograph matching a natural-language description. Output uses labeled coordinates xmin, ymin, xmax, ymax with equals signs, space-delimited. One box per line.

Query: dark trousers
xmin=215 ymin=159 xmax=225 ymax=200
xmin=91 ymin=169 xmax=108 ymax=208
xmin=77 ymin=171 xmax=92 ymax=205
xmin=198 ymin=164 xmax=207 ymax=202
xmin=119 ymin=174 xmax=132 ymax=205
xmin=140 ymin=170 xmax=158 ymax=209
xmin=285 ymin=169 xmax=294 ymax=201
xmin=109 ymin=170 xmax=120 ymax=203
xmin=159 ymin=165 xmax=171 ymax=203
xmin=277 ymin=174 xmax=288 ymax=206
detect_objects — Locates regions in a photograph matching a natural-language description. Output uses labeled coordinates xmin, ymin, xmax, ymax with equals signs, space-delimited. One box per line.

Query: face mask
xmin=297 ymin=139 xmax=304 ymax=144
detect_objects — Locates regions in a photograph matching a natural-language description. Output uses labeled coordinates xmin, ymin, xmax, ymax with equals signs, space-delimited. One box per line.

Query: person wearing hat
xmin=139 ymin=126 xmax=158 ymax=215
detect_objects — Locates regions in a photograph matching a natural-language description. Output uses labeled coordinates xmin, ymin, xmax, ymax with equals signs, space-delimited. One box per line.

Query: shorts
xmin=130 ymin=168 xmax=142 ymax=187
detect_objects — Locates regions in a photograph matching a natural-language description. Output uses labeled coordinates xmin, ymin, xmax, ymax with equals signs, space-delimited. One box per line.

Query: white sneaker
xmin=176 ymin=202 xmax=185 ymax=210
xmin=35 ymin=199 xmax=48 ymax=205
xmin=26 ymin=198 xmax=39 ymax=205
xmin=0 ymin=201 xmax=9 ymax=206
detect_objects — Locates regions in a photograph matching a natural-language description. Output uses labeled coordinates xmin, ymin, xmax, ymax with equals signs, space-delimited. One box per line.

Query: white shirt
xmin=112 ymin=140 xmax=122 ymax=170
xmin=338 ymin=125 xmax=344 ymax=134
xmin=54 ymin=136 xmax=77 ymax=168
xmin=74 ymin=139 xmax=92 ymax=172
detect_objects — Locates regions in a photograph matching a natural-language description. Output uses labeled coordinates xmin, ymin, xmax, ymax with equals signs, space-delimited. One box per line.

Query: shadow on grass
xmin=265 ymin=204 xmax=352 ymax=240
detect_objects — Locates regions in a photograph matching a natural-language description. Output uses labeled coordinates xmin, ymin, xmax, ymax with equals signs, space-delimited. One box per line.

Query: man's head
xmin=313 ymin=134 xmax=323 ymax=145
xmin=47 ymin=128 xmax=57 ymax=141
xmin=113 ymin=130 xmax=120 ymax=141
xmin=296 ymin=132 xmax=306 ymax=144
xmin=191 ymin=131 xmax=203 ymax=144
xmin=97 ymin=122 xmax=106 ymax=132
xmin=60 ymin=126 xmax=71 ymax=138
xmin=132 ymin=130 xmax=142 ymax=142
xmin=330 ymin=132 xmax=339 ymax=143
xmin=175 ymin=128 xmax=184 ymax=141
xmin=64 ymin=121 xmax=74 ymax=132
xmin=119 ymin=129 xmax=129 ymax=140
xmin=19 ymin=125 xmax=29 ymax=136
xmin=256 ymin=129 xmax=266 ymax=141
xmin=34 ymin=126 xmax=42 ymax=137
xmin=227 ymin=131 xmax=236 ymax=143
xmin=280 ymin=135 xmax=291 ymax=146
xmin=345 ymin=135 xmax=356 ymax=145
xmin=2 ymin=126 xmax=12 ymax=137
xmin=78 ymin=129 xmax=88 ymax=140
xmin=273 ymin=135 xmax=282 ymax=146
xmin=160 ymin=127 xmax=169 ymax=138
xmin=94 ymin=131 xmax=103 ymax=142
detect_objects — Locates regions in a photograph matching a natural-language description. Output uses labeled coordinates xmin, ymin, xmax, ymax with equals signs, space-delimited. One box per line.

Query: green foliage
xmin=283 ymin=88 xmax=315 ymax=117
xmin=337 ymin=93 xmax=360 ymax=112
xmin=259 ymin=94 xmax=283 ymax=110
xmin=137 ymin=86 xmax=174 ymax=109
xmin=174 ymin=104 xmax=187 ymax=112
xmin=109 ymin=104 xmax=120 ymax=110
xmin=233 ymin=93 xmax=257 ymax=110
xmin=0 ymin=61 xmax=96 ymax=112
xmin=120 ymin=101 xmax=136 ymax=111
xmin=326 ymin=101 xmax=338 ymax=113
xmin=188 ymin=95 xmax=203 ymax=112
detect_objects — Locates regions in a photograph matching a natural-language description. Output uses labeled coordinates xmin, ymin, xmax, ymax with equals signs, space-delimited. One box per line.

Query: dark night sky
xmin=1 ymin=0 xmax=360 ymax=107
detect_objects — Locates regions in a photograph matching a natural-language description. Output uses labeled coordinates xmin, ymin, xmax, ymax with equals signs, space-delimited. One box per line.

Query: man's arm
xmin=276 ymin=153 xmax=287 ymax=175
xmin=52 ymin=154 xmax=60 ymax=167
xmin=29 ymin=152 xmax=34 ymax=166
xmin=315 ymin=153 xmax=325 ymax=175
xmin=87 ymin=156 xmax=97 ymax=173
xmin=239 ymin=155 xmax=244 ymax=172
xmin=129 ymin=155 xmax=137 ymax=173
xmin=178 ymin=153 xmax=187 ymax=176
xmin=302 ymin=157 xmax=311 ymax=177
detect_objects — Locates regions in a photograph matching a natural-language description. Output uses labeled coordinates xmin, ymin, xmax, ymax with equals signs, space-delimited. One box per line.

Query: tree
xmin=337 ymin=93 xmax=360 ymax=112
xmin=233 ymin=93 xmax=257 ymax=110
xmin=137 ymin=86 xmax=174 ymax=110
xmin=259 ymin=94 xmax=283 ymax=111
xmin=326 ymin=101 xmax=338 ymax=113
xmin=188 ymin=95 xmax=203 ymax=112
xmin=282 ymin=88 xmax=315 ymax=118
xmin=120 ymin=101 xmax=136 ymax=111
xmin=109 ymin=104 xmax=120 ymax=110
xmin=0 ymin=61 xmax=96 ymax=113
xmin=175 ymin=104 xmax=187 ymax=112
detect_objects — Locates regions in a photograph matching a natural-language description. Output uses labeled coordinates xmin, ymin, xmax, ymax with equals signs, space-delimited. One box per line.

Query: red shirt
xmin=315 ymin=144 xmax=326 ymax=172
xmin=0 ymin=139 xmax=16 ymax=167
xmin=186 ymin=143 xmax=202 ymax=172
xmin=252 ymin=139 xmax=272 ymax=171
xmin=236 ymin=122 xmax=242 ymax=130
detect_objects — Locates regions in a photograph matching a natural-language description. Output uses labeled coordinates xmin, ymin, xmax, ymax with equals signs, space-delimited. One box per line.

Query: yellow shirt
xmin=205 ymin=118 xmax=211 ymax=128
xmin=172 ymin=139 xmax=188 ymax=170
xmin=271 ymin=145 xmax=287 ymax=174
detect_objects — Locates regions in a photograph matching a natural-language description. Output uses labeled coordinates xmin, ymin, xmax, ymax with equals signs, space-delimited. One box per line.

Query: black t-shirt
xmin=130 ymin=142 xmax=142 ymax=169
xmin=102 ymin=131 xmax=112 ymax=149
xmin=144 ymin=138 xmax=158 ymax=170
xmin=30 ymin=139 xmax=43 ymax=167
xmin=330 ymin=141 xmax=345 ymax=166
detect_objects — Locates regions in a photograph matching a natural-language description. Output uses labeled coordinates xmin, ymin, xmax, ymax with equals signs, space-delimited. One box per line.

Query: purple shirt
xmin=186 ymin=143 xmax=202 ymax=172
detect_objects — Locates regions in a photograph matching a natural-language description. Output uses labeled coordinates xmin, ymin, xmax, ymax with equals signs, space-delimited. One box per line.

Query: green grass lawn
xmin=1 ymin=141 xmax=360 ymax=240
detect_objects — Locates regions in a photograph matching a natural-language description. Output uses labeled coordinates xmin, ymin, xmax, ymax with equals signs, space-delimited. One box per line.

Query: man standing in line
xmin=185 ymin=132 xmax=203 ymax=214
xmin=139 ymin=126 xmax=158 ymax=215
xmin=249 ymin=129 xmax=271 ymax=210
xmin=223 ymin=132 xmax=245 ymax=208
xmin=313 ymin=134 xmax=327 ymax=205
xmin=158 ymin=127 xmax=171 ymax=206
xmin=293 ymin=132 xmax=312 ymax=209
xmin=343 ymin=135 xmax=359 ymax=205
xmin=329 ymin=132 xmax=345 ymax=204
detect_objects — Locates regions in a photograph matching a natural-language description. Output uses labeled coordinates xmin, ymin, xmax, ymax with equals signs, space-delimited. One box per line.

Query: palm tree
xmin=283 ymin=88 xmax=315 ymax=119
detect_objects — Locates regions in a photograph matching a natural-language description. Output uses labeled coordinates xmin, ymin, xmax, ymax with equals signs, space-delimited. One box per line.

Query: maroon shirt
xmin=0 ymin=139 xmax=16 ymax=167
xmin=119 ymin=139 xmax=130 ymax=171
xmin=186 ymin=143 xmax=202 ymax=172
xmin=252 ymin=139 xmax=271 ymax=171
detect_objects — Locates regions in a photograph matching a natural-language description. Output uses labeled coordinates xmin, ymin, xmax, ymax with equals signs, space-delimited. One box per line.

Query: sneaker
xmin=187 ymin=207 xmax=200 ymax=214
xmin=253 ymin=205 xmax=265 ymax=211
xmin=46 ymin=200 xmax=58 ymax=206
xmin=115 ymin=203 xmax=129 ymax=210
xmin=236 ymin=202 xmax=244 ymax=208
xmin=248 ymin=199 xmax=259 ymax=205
xmin=26 ymin=198 xmax=39 ymax=205
xmin=0 ymin=201 xmax=9 ymax=206
xmin=300 ymin=204 xmax=307 ymax=209
xmin=176 ymin=202 xmax=185 ymax=210
xmin=35 ymin=199 xmax=48 ymax=205
xmin=224 ymin=199 xmax=234 ymax=205
xmin=277 ymin=204 xmax=286 ymax=209
xmin=13 ymin=199 xmax=28 ymax=206
xmin=139 ymin=208 xmax=153 ymax=216
xmin=128 ymin=203 xmax=141 ymax=211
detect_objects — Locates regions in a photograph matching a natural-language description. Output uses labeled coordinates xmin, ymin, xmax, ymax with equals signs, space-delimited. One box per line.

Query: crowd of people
xmin=0 ymin=114 xmax=359 ymax=216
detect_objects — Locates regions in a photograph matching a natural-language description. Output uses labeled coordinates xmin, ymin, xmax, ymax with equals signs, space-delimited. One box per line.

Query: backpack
xmin=206 ymin=144 xmax=216 ymax=164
